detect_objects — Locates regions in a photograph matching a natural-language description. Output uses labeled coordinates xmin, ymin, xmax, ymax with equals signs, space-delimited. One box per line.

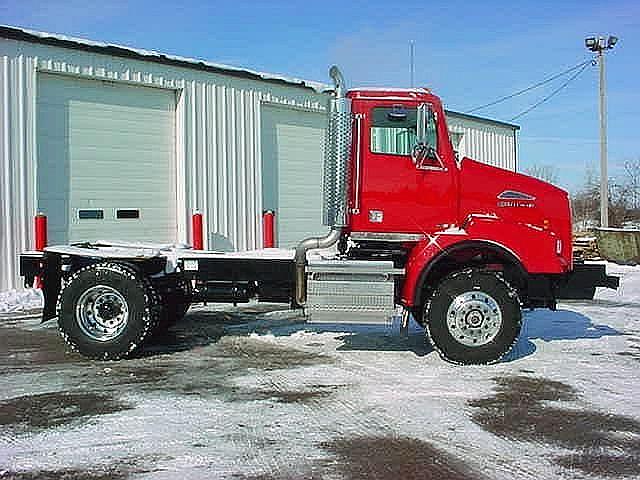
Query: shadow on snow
xmin=503 ymin=308 xmax=621 ymax=362
xmin=139 ymin=304 xmax=621 ymax=363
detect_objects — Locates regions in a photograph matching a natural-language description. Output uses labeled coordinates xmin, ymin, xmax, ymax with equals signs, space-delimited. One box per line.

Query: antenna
xmin=409 ymin=40 xmax=415 ymax=87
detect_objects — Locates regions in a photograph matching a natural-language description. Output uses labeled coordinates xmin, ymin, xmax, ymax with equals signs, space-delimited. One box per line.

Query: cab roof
xmin=347 ymin=87 xmax=441 ymax=106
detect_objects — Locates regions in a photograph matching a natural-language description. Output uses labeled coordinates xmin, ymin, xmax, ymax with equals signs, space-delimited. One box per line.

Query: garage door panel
xmin=37 ymin=73 xmax=176 ymax=244
xmin=261 ymin=106 xmax=325 ymax=248
xmin=39 ymin=80 xmax=173 ymax=109
xmin=69 ymin=144 xmax=173 ymax=157
xmin=69 ymin=191 xmax=170 ymax=203
xmin=69 ymin=154 xmax=173 ymax=170
xmin=67 ymin=125 xmax=173 ymax=141
xmin=68 ymin=118 xmax=173 ymax=137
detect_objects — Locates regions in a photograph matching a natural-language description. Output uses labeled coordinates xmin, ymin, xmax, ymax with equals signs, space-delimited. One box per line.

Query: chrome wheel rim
xmin=76 ymin=285 xmax=129 ymax=342
xmin=446 ymin=290 xmax=502 ymax=347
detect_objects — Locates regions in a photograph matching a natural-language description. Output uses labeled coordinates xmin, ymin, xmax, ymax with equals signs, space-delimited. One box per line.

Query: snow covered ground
xmin=0 ymin=288 xmax=42 ymax=314
xmin=0 ymin=263 xmax=639 ymax=479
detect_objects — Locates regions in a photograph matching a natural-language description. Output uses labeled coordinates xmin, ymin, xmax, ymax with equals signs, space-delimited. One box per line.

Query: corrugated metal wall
xmin=0 ymin=38 xmax=326 ymax=290
xmin=1 ymin=53 xmax=38 ymax=292
xmin=446 ymin=112 xmax=518 ymax=171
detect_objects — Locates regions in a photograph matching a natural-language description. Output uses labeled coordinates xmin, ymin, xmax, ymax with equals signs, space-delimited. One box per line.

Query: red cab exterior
xmin=345 ymin=88 xmax=573 ymax=308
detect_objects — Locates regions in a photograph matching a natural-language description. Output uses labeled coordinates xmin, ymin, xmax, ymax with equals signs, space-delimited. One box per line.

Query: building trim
xmin=35 ymin=65 xmax=182 ymax=91
xmin=445 ymin=109 xmax=520 ymax=131
xmin=0 ymin=24 xmax=328 ymax=93
xmin=260 ymin=98 xmax=326 ymax=114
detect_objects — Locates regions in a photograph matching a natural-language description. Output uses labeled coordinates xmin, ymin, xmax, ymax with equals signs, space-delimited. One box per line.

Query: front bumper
xmin=555 ymin=262 xmax=619 ymax=300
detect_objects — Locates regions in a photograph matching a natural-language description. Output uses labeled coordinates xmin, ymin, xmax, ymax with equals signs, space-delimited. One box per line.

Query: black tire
xmin=56 ymin=262 xmax=161 ymax=360
xmin=424 ymin=268 xmax=521 ymax=365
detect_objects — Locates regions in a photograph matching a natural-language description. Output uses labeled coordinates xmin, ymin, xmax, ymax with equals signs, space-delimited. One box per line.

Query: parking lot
xmin=1 ymin=263 xmax=639 ymax=480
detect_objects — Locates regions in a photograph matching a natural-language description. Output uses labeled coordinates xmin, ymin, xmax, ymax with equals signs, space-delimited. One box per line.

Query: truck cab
xmin=337 ymin=86 xmax=575 ymax=303
xmin=347 ymin=89 xmax=458 ymax=235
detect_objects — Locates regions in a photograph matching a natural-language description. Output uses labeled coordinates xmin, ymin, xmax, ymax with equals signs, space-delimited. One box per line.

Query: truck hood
xmin=458 ymin=158 xmax=572 ymax=264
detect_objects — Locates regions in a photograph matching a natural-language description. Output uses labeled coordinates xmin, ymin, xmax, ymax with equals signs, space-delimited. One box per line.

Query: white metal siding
xmin=0 ymin=38 xmax=326 ymax=290
xmin=0 ymin=53 xmax=37 ymax=293
xmin=446 ymin=113 xmax=517 ymax=171
xmin=261 ymin=105 xmax=326 ymax=247
xmin=37 ymin=73 xmax=177 ymax=244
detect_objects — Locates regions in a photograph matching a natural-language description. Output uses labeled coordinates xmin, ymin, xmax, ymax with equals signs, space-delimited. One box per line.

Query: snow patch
xmin=0 ymin=289 xmax=43 ymax=314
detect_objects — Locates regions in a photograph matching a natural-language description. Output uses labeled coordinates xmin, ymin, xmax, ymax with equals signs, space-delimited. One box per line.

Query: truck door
xmin=349 ymin=101 xmax=457 ymax=235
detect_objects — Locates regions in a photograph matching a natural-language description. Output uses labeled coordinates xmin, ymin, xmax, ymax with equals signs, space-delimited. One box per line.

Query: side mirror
xmin=411 ymin=103 xmax=429 ymax=165
xmin=412 ymin=103 xmax=444 ymax=170
xmin=416 ymin=103 xmax=428 ymax=145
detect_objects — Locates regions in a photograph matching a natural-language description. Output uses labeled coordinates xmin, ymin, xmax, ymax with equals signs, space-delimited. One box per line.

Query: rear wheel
xmin=424 ymin=268 xmax=521 ymax=365
xmin=57 ymin=262 xmax=161 ymax=360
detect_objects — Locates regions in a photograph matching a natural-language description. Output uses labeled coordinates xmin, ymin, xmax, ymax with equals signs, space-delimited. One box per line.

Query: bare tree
xmin=525 ymin=164 xmax=558 ymax=184
xmin=571 ymin=164 xmax=600 ymax=231
xmin=621 ymin=159 xmax=640 ymax=211
xmin=571 ymin=159 xmax=640 ymax=230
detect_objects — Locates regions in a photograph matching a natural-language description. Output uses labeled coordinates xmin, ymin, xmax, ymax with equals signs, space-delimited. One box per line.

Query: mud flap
xmin=41 ymin=254 xmax=62 ymax=322
xmin=556 ymin=262 xmax=619 ymax=300
xmin=19 ymin=252 xmax=61 ymax=322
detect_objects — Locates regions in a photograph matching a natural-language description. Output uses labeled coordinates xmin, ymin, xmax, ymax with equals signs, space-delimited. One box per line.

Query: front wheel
xmin=424 ymin=269 xmax=521 ymax=365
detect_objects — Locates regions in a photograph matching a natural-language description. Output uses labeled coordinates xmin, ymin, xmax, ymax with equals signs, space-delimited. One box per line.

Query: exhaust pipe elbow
xmin=294 ymin=227 xmax=342 ymax=266
xmin=294 ymin=227 xmax=342 ymax=306
xmin=329 ymin=65 xmax=346 ymax=99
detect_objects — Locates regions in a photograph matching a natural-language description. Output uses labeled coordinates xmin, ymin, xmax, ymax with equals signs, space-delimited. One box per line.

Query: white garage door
xmin=37 ymin=73 xmax=176 ymax=245
xmin=261 ymin=106 xmax=326 ymax=247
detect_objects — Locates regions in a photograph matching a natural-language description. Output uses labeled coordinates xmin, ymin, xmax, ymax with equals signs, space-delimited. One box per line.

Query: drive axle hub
xmin=76 ymin=285 xmax=129 ymax=342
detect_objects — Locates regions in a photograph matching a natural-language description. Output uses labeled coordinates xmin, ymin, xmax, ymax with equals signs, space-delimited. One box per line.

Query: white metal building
xmin=0 ymin=26 xmax=519 ymax=291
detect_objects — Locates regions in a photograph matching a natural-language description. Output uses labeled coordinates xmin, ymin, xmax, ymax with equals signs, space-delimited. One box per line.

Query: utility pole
xmin=410 ymin=40 xmax=415 ymax=88
xmin=598 ymin=48 xmax=608 ymax=227
xmin=585 ymin=35 xmax=618 ymax=227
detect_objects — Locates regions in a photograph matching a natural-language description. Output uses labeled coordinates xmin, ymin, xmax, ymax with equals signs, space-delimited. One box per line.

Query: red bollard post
xmin=192 ymin=211 xmax=204 ymax=250
xmin=35 ymin=213 xmax=47 ymax=251
xmin=34 ymin=213 xmax=47 ymax=289
xmin=263 ymin=210 xmax=275 ymax=248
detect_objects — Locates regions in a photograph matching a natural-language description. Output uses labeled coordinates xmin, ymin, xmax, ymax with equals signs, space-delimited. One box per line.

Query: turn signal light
xmin=543 ymin=219 xmax=550 ymax=230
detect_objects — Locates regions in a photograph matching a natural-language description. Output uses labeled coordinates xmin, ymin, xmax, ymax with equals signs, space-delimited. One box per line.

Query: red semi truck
xmin=19 ymin=66 xmax=618 ymax=365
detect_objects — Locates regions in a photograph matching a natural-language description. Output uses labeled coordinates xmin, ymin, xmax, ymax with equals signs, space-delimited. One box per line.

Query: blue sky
xmin=1 ymin=0 xmax=638 ymax=192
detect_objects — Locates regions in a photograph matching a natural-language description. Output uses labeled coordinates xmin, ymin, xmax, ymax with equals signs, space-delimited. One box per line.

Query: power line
xmin=467 ymin=59 xmax=593 ymax=113
xmin=509 ymin=60 xmax=594 ymax=121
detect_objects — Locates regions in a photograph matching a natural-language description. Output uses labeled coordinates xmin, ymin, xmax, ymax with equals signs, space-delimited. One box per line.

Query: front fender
xmin=400 ymin=217 xmax=566 ymax=307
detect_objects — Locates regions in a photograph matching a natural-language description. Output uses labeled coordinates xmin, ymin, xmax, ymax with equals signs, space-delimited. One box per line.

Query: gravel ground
xmin=1 ymin=264 xmax=639 ymax=479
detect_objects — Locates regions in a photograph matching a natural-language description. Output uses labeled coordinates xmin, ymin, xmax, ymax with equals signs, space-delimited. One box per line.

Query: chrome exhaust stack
xmin=294 ymin=65 xmax=352 ymax=306
xmin=322 ymin=66 xmax=352 ymax=228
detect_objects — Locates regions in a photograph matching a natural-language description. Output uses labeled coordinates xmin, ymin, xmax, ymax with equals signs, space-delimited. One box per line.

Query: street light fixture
xmin=585 ymin=35 xmax=618 ymax=227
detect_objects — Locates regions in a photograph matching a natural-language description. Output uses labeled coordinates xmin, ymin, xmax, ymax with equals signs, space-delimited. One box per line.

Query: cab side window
xmin=370 ymin=105 xmax=439 ymax=159
xmin=370 ymin=106 xmax=417 ymax=156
